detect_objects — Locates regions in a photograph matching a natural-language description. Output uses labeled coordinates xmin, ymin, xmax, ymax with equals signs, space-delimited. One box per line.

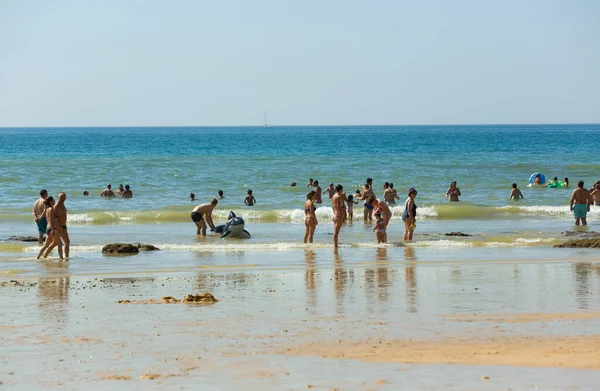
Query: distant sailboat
xmin=263 ymin=109 xmax=269 ymax=128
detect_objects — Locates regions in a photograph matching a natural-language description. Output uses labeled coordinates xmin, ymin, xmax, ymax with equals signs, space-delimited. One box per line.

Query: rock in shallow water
xmin=445 ymin=232 xmax=472 ymax=237
xmin=6 ymin=236 xmax=40 ymax=242
xmin=102 ymin=243 xmax=140 ymax=254
xmin=554 ymin=238 xmax=600 ymax=248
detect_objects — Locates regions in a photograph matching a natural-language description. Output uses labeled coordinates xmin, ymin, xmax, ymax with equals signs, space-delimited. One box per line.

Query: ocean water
xmin=1 ymin=124 xmax=600 ymax=267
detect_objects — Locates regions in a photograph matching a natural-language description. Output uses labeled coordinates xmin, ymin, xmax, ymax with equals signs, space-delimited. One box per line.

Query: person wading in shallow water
xmin=332 ymin=184 xmax=344 ymax=248
xmin=570 ymin=181 xmax=592 ymax=226
xmin=33 ymin=189 xmax=48 ymax=244
xmin=191 ymin=198 xmax=218 ymax=235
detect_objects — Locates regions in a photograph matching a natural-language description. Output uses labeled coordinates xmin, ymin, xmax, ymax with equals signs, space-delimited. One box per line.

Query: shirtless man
xmin=313 ymin=181 xmax=323 ymax=204
xmin=122 ymin=184 xmax=133 ymax=198
xmin=191 ymin=198 xmax=218 ymax=235
xmin=570 ymin=181 xmax=593 ymax=226
xmin=357 ymin=183 xmax=375 ymax=221
xmin=509 ymin=183 xmax=524 ymax=200
xmin=49 ymin=192 xmax=70 ymax=259
xmin=100 ymin=184 xmax=116 ymax=197
xmin=323 ymin=183 xmax=336 ymax=199
xmin=33 ymin=189 xmax=48 ymax=244
xmin=366 ymin=195 xmax=392 ymax=228
xmin=116 ymin=184 xmax=125 ymax=195
xmin=306 ymin=178 xmax=314 ymax=187
xmin=331 ymin=184 xmax=344 ymax=248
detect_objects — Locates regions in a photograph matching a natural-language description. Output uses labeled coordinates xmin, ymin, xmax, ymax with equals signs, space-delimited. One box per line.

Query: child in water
xmin=346 ymin=194 xmax=359 ymax=221
xmin=509 ymin=183 xmax=523 ymax=200
xmin=244 ymin=189 xmax=256 ymax=206
xmin=373 ymin=210 xmax=387 ymax=243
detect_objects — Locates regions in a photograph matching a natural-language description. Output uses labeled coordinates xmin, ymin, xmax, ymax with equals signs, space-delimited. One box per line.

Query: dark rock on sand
xmin=554 ymin=238 xmax=600 ymax=248
xmin=6 ymin=236 xmax=40 ymax=242
xmin=134 ymin=243 xmax=160 ymax=251
xmin=445 ymin=232 xmax=472 ymax=237
xmin=102 ymin=243 xmax=140 ymax=254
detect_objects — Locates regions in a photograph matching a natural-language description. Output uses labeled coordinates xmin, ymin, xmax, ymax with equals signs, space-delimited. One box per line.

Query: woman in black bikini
xmin=304 ymin=190 xmax=318 ymax=243
xmin=402 ymin=188 xmax=418 ymax=241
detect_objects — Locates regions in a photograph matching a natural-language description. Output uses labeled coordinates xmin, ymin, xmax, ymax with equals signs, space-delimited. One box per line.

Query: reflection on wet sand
xmin=333 ymin=249 xmax=348 ymax=313
xmin=574 ymin=262 xmax=592 ymax=309
xmin=304 ymin=250 xmax=317 ymax=311
xmin=38 ymin=261 xmax=70 ymax=323
xmin=375 ymin=247 xmax=391 ymax=302
xmin=404 ymin=246 xmax=418 ymax=313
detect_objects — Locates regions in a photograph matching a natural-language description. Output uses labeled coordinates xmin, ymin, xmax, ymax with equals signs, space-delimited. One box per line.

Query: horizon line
xmin=1 ymin=122 xmax=599 ymax=129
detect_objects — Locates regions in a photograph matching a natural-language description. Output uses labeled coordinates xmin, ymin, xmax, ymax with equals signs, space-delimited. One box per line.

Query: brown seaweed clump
xmin=554 ymin=238 xmax=600 ymax=248
xmin=117 ymin=293 xmax=218 ymax=304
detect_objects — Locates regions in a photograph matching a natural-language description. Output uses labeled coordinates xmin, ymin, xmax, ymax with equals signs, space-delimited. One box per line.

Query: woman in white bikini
xmin=445 ymin=181 xmax=461 ymax=202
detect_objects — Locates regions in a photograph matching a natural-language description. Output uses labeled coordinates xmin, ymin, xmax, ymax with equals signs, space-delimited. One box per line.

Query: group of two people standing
xmin=304 ymin=179 xmax=418 ymax=247
xmin=32 ymin=189 xmax=70 ymax=260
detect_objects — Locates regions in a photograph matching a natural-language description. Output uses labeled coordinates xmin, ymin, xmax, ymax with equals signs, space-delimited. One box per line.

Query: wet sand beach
xmin=2 ymin=247 xmax=600 ymax=390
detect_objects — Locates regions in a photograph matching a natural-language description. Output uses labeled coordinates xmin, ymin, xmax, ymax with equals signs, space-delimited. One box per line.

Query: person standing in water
xmin=373 ymin=210 xmax=387 ymax=244
xmin=445 ymin=181 xmax=461 ymax=202
xmin=33 ymin=189 xmax=48 ymax=244
xmin=304 ymin=190 xmax=318 ymax=243
xmin=122 ymin=184 xmax=133 ymax=198
xmin=313 ymin=180 xmax=323 ymax=204
xmin=48 ymin=192 xmax=70 ymax=259
xmin=384 ymin=184 xmax=398 ymax=204
xmin=357 ymin=183 xmax=375 ymax=221
xmin=323 ymin=183 xmax=336 ymax=199
xmin=509 ymin=183 xmax=523 ymax=199
xmin=346 ymin=194 xmax=359 ymax=222
xmin=36 ymin=196 xmax=63 ymax=260
xmin=332 ymin=184 xmax=344 ymax=248
xmin=116 ymin=184 xmax=125 ymax=195
xmin=100 ymin=184 xmax=116 ymax=197
xmin=244 ymin=189 xmax=256 ymax=206
xmin=402 ymin=188 xmax=418 ymax=241
xmin=570 ymin=181 xmax=592 ymax=226
xmin=191 ymin=199 xmax=218 ymax=235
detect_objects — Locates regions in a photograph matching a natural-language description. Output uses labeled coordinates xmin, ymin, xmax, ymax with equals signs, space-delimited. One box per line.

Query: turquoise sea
xmin=1 ymin=124 xmax=600 ymax=274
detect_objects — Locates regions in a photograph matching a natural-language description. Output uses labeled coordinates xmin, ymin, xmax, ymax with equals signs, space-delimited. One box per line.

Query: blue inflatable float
xmin=528 ymin=172 xmax=546 ymax=185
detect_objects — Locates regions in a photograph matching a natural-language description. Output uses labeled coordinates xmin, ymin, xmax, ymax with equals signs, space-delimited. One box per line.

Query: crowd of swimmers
xmin=31 ymin=177 xmax=600 ymax=259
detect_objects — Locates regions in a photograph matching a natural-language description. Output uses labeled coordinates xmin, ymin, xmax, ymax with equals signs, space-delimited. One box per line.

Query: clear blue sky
xmin=1 ymin=0 xmax=598 ymax=126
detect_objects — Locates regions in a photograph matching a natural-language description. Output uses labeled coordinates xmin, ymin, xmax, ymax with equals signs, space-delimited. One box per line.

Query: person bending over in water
xmin=191 ymin=199 xmax=218 ymax=235
xmin=244 ymin=189 xmax=256 ymax=206
xmin=346 ymin=194 xmax=359 ymax=221
xmin=445 ymin=181 xmax=461 ymax=202
xmin=366 ymin=195 xmax=392 ymax=228
xmin=332 ymin=184 xmax=345 ymax=248
xmin=509 ymin=183 xmax=523 ymax=200
xmin=33 ymin=189 xmax=48 ymax=245
xmin=100 ymin=184 xmax=116 ymax=197
xmin=36 ymin=197 xmax=63 ymax=260
xmin=122 ymin=184 xmax=133 ymax=198
xmin=570 ymin=181 xmax=592 ymax=226
xmin=373 ymin=210 xmax=387 ymax=244
xmin=304 ymin=190 xmax=318 ymax=243
xmin=402 ymin=188 xmax=418 ymax=241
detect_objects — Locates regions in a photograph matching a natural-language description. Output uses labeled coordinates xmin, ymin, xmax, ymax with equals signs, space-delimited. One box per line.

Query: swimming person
xmin=563 ymin=177 xmax=569 ymax=188
xmin=332 ymin=184 xmax=344 ymax=248
xmin=33 ymin=189 xmax=48 ymax=245
xmin=570 ymin=181 xmax=592 ymax=226
xmin=36 ymin=196 xmax=63 ymax=260
xmin=509 ymin=183 xmax=524 ymax=200
xmin=445 ymin=181 xmax=461 ymax=202
xmin=544 ymin=177 xmax=559 ymax=188
xmin=100 ymin=184 xmax=116 ymax=197
xmin=122 ymin=184 xmax=133 ymax=198
xmin=402 ymin=188 xmax=418 ymax=241
xmin=373 ymin=210 xmax=387 ymax=244
xmin=191 ymin=199 xmax=218 ymax=235
xmin=244 ymin=189 xmax=256 ymax=206
xmin=304 ymin=190 xmax=318 ymax=243
xmin=48 ymin=192 xmax=70 ymax=259
xmin=218 ymin=189 xmax=224 ymax=199
xmin=190 ymin=193 xmax=196 ymax=202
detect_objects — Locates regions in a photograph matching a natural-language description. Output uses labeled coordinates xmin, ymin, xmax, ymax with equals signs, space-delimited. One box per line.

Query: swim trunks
xmin=364 ymin=203 xmax=374 ymax=210
xmin=191 ymin=211 xmax=203 ymax=222
xmin=36 ymin=217 xmax=47 ymax=233
xmin=573 ymin=204 xmax=588 ymax=219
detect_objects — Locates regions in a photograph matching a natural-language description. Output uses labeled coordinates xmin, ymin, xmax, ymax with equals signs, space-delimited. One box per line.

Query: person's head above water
xmin=83 ymin=190 xmax=89 ymax=196
xmin=107 ymin=184 xmax=112 ymax=189
xmin=218 ymin=189 xmax=224 ymax=197
xmin=190 ymin=192 xmax=195 ymax=201
xmin=512 ymin=183 xmax=518 ymax=189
